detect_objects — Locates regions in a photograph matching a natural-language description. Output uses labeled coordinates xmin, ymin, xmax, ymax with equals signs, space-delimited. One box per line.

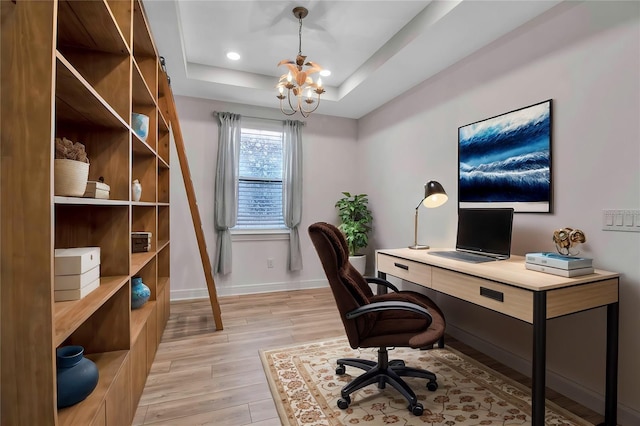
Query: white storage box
xmin=55 ymin=247 xmax=100 ymax=276
xmin=54 ymin=278 xmax=100 ymax=301
xmin=55 ymin=265 xmax=100 ymax=290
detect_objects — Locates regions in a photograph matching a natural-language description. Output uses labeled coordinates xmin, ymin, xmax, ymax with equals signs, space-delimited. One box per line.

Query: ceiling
xmin=143 ymin=0 xmax=562 ymax=119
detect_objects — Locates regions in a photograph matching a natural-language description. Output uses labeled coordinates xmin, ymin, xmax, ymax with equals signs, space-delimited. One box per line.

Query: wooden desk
xmin=376 ymin=248 xmax=619 ymax=426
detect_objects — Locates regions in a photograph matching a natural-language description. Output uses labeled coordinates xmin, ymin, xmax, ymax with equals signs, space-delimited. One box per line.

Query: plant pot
xmin=349 ymin=255 xmax=366 ymax=275
xmin=54 ymin=159 xmax=89 ymax=197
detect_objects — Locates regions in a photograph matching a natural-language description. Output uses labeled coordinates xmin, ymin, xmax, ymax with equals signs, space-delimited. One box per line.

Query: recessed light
xmin=319 ymin=69 xmax=331 ymax=77
xmin=226 ymin=51 xmax=241 ymax=61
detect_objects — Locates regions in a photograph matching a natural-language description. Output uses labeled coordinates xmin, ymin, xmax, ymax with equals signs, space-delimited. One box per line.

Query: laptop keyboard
xmin=429 ymin=251 xmax=498 ymax=263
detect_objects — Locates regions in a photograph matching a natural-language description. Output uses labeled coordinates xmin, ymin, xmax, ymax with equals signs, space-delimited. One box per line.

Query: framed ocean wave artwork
xmin=458 ymin=99 xmax=552 ymax=213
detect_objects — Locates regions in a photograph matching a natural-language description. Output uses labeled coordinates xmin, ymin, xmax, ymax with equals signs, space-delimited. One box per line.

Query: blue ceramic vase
xmin=56 ymin=345 xmax=99 ymax=408
xmin=131 ymin=276 xmax=150 ymax=309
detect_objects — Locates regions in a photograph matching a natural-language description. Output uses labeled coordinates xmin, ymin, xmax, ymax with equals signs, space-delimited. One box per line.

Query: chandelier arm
xmin=301 ymin=93 xmax=321 ymax=115
xmin=279 ymin=96 xmax=298 ymax=116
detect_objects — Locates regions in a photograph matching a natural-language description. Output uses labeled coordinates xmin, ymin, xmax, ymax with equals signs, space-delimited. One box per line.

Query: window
xmin=234 ymin=119 xmax=287 ymax=230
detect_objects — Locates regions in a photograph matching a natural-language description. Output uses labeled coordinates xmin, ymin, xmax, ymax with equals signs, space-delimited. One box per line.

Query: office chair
xmin=308 ymin=222 xmax=446 ymax=415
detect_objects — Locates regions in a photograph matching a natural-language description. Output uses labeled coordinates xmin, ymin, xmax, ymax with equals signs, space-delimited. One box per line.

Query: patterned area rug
xmin=260 ymin=338 xmax=592 ymax=426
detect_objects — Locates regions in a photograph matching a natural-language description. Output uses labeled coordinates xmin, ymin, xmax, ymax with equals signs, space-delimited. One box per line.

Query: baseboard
xmin=447 ymin=324 xmax=640 ymax=425
xmin=170 ymin=279 xmax=328 ymax=300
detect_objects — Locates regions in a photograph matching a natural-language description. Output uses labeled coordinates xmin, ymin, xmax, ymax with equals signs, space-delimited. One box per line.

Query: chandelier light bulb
xmin=317 ymin=78 xmax=322 ymax=88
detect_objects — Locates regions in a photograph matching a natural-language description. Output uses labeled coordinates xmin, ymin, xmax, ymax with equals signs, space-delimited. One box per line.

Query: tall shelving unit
xmin=1 ymin=1 xmax=171 ymax=424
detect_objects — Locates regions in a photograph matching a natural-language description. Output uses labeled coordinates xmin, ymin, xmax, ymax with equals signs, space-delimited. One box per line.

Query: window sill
xmin=231 ymin=229 xmax=290 ymax=241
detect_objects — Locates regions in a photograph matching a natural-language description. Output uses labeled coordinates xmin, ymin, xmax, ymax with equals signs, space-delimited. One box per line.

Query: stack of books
xmin=525 ymin=252 xmax=594 ymax=277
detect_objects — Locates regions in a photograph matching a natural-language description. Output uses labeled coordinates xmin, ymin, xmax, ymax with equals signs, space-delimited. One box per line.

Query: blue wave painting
xmin=459 ymin=100 xmax=551 ymax=212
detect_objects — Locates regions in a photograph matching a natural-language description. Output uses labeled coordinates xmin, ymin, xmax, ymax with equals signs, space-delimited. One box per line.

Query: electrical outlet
xmin=602 ymin=209 xmax=640 ymax=232
xmin=267 ymin=258 xmax=274 ymax=268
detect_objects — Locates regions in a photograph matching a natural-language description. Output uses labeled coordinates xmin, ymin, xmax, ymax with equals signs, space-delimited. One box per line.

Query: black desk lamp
xmin=409 ymin=180 xmax=448 ymax=249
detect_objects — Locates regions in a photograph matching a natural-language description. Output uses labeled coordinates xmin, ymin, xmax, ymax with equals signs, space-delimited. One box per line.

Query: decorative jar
xmin=56 ymin=345 xmax=99 ymax=408
xmin=131 ymin=276 xmax=150 ymax=309
xmin=131 ymin=179 xmax=142 ymax=202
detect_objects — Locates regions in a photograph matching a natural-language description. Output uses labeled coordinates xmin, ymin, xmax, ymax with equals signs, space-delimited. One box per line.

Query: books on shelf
xmin=525 ymin=262 xmax=594 ymax=277
xmin=525 ymin=252 xmax=592 ymax=270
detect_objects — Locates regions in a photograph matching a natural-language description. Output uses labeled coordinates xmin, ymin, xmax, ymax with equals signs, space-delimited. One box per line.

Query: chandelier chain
xmin=298 ymin=16 xmax=303 ymax=56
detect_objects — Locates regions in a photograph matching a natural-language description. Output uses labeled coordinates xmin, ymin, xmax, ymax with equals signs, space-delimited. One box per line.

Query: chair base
xmin=336 ymin=347 xmax=438 ymax=415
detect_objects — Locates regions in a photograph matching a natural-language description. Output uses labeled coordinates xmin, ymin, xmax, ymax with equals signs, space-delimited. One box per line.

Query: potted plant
xmin=335 ymin=192 xmax=373 ymax=274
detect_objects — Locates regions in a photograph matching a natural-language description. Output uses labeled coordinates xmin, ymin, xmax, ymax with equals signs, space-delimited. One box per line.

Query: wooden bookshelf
xmin=1 ymin=1 xmax=172 ymax=424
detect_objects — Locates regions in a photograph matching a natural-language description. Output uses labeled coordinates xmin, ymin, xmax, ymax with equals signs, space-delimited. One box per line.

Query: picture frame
xmin=458 ymin=99 xmax=552 ymax=213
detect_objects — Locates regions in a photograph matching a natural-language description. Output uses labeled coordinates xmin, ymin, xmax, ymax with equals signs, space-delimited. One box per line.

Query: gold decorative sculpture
xmin=552 ymin=227 xmax=586 ymax=255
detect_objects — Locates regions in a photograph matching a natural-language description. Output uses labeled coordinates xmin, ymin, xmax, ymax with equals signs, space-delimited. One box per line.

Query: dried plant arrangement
xmin=55 ymin=137 xmax=89 ymax=163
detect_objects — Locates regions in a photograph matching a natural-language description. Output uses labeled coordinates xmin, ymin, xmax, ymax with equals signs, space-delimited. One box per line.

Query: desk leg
xmin=532 ymin=292 xmax=547 ymax=426
xmin=603 ymin=302 xmax=619 ymax=426
xmin=377 ymin=271 xmax=388 ymax=295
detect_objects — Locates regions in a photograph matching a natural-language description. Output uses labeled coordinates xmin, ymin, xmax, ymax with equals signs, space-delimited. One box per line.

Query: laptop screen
xmin=456 ymin=208 xmax=514 ymax=258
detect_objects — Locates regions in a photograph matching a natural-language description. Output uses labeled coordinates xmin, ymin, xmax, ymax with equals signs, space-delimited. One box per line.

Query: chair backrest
xmin=308 ymin=222 xmax=376 ymax=348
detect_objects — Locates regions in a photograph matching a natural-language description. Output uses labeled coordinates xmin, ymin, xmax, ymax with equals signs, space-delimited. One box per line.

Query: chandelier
xmin=276 ymin=6 xmax=325 ymax=118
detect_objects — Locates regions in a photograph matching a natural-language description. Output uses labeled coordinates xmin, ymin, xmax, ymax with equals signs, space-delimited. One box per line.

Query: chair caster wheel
xmin=337 ymin=396 xmax=351 ymax=409
xmin=427 ymin=380 xmax=438 ymax=391
xmin=410 ymin=403 xmax=424 ymax=416
xmin=335 ymin=365 xmax=346 ymax=375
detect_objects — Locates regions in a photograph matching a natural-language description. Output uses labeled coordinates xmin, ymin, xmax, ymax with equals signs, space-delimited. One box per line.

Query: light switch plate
xmin=602 ymin=209 xmax=640 ymax=232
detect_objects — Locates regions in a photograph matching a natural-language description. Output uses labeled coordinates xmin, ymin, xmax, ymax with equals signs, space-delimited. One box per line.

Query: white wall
xmin=170 ymin=97 xmax=359 ymax=299
xmin=358 ymin=1 xmax=639 ymax=422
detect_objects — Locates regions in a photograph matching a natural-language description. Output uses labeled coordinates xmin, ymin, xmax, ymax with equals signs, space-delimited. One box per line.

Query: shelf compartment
xmin=132 ymin=150 xmax=157 ymax=203
xmin=56 ymin=52 xmax=127 ymax=129
xmin=131 ymin=256 xmax=156 ymax=306
xmin=158 ymin=205 xmax=169 ymax=244
xmin=157 ymin=67 xmax=170 ymax=126
xmin=131 ymin=251 xmax=155 ymax=276
xmin=157 ymin=108 xmax=170 ymax=165
xmin=54 ymin=275 xmax=129 ymax=347
xmin=62 ymin=283 xmax=130 ymax=353
xmin=57 ymin=46 xmax=131 ymax=121
xmin=158 ymin=164 xmax=170 ymax=204
xmin=131 ymin=300 xmax=156 ymax=343
xmin=55 ymin=204 xmax=129 ymax=277
xmin=54 ymin=125 xmax=130 ymax=202
xmin=57 ymin=0 xmax=129 ymax=55
xmin=132 ymin=205 xmax=157 ymax=251
xmin=133 ymin=1 xmax=157 ymax=99
xmin=57 ymin=349 xmax=129 ymax=426
xmin=105 ymin=0 xmax=132 ymax=49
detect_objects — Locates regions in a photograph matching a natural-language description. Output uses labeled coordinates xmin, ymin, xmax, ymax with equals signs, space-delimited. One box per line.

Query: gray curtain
xmin=282 ymin=120 xmax=303 ymax=271
xmin=214 ymin=112 xmax=241 ymax=275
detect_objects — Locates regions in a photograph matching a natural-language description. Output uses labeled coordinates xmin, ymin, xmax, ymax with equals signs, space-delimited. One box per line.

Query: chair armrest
xmin=365 ymin=276 xmax=399 ymax=293
xmin=346 ymin=301 xmax=432 ymax=322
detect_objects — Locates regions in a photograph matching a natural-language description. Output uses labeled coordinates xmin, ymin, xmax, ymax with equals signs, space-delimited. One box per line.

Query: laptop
xmin=429 ymin=207 xmax=514 ymax=263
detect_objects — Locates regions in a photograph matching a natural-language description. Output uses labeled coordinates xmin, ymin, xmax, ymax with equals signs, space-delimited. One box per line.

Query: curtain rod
xmin=213 ymin=111 xmax=306 ymax=125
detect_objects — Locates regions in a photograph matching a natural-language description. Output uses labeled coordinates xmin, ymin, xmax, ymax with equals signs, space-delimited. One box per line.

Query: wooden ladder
xmin=159 ymin=70 xmax=224 ymax=331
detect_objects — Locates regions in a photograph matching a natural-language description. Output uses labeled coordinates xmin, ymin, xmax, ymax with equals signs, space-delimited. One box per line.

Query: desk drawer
xmin=377 ymin=253 xmax=432 ymax=288
xmin=432 ymin=268 xmax=534 ymax=323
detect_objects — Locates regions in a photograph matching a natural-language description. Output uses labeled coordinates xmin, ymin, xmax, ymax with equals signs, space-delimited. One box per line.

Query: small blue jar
xmin=131 ymin=276 xmax=150 ymax=309
xmin=56 ymin=345 xmax=99 ymax=408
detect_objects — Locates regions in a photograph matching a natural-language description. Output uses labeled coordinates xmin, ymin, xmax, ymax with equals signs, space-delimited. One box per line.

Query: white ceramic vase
xmin=131 ymin=179 xmax=142 ymax=202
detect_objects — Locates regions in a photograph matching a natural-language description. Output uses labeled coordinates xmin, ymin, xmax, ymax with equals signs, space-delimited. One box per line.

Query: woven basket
xmin=54 ymin=159 xmax=89 ymax=197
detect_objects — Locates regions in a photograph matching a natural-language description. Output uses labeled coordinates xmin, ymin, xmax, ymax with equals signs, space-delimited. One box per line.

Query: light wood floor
xmin=133 ymin=287 xmax=603 ymax=425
